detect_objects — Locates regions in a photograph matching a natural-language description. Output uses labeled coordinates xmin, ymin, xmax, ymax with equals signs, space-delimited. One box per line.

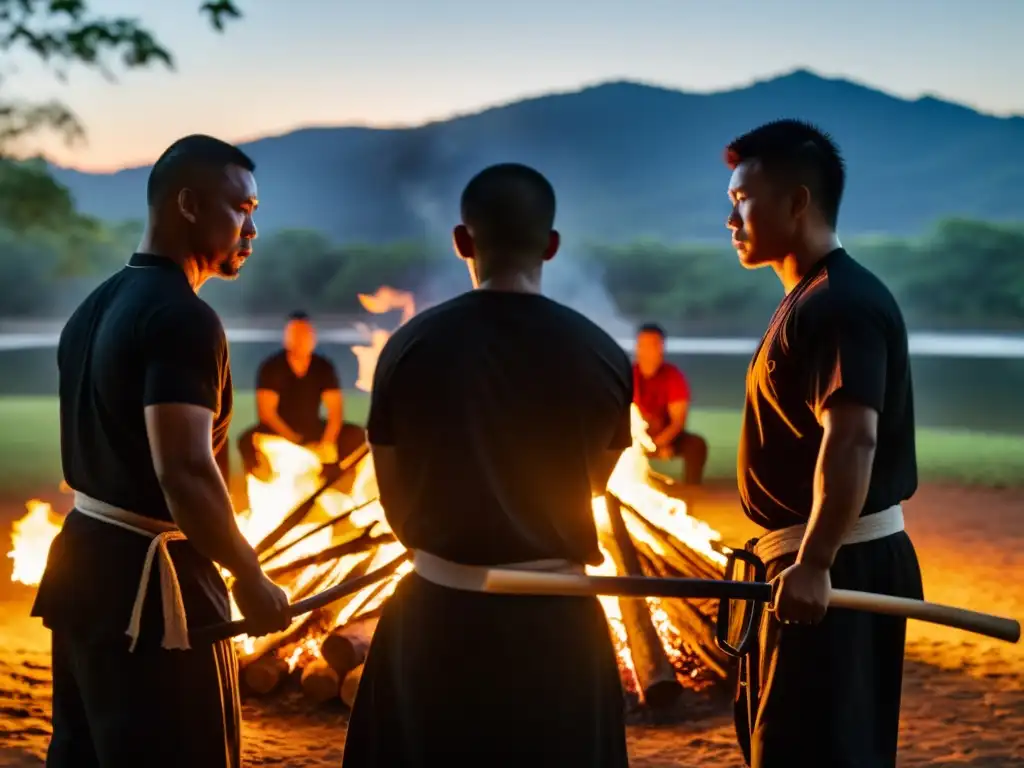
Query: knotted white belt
xmin=73 ymin=491 xmax=190 ymax=651
xmin=412 ymin=549 xmax=585 ymax=593
xmin=753 ymin=504 xmax=905 ymax=564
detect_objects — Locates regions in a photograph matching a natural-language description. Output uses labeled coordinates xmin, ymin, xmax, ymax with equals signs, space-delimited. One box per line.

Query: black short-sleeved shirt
xmin=367 ymin=290 xmax=633 ymax=567
xmin=32 ymin=252 xmax=234 ymax=644
xmin=738 ymin=248 xmax=918 ymax=531
xmin=256 ymin=350 xmax=340 ymax=441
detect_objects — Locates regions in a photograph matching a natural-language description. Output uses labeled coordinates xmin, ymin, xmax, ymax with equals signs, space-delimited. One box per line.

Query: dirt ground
xmin=1 ymin=484 xmax=1021 ymax=767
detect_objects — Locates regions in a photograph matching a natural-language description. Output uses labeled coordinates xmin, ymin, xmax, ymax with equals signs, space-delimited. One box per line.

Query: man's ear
xmin=790 ymin=185 xmax=811 ymax=220
xmin=542 ymin=230 xmax=560 ymax=262
xmin=177 ymin=188 xmax=199 ymax=224
xmin=452 ymin=224 xmax=475 ymax=261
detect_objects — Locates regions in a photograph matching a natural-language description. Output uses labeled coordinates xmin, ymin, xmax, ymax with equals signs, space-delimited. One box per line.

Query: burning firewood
xmin=259 ymin=494 xmax=381 ymax=568
xmin=253 ymin=443 xmax=371 ymax=557
xmin=243 ymin=653 xmax=290 ymax=696
xmin=264 ymin=531 xmax=395 ymax=581
xmin=601 ymin=494 xmax=683 ymax=709
xmin=321 ymin=617 xmax=377 ymax=678
xmin=8 ymin=292 xmax=740 ymax=715
xmin=301 ymin=659 xmax=341 ymax=705
xmin=339 ymin=663 xmax=364 ymax=709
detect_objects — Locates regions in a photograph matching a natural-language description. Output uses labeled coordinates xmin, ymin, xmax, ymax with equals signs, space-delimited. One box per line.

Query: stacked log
xmin=602 ymin=493 xmax=683 ymax=709
xmin=235 ymin=456 xmax=734 ymax=710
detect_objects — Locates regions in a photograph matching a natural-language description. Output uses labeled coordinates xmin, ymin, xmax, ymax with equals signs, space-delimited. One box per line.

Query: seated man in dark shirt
xmin=237 ymin=311 xmax=366 ymax=478
xmin=633 ymin=322 xmax=708 ymax=487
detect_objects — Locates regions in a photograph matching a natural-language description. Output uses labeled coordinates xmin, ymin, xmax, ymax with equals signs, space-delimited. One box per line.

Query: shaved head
xmin=457 ymin=163 xmax=558 ymax=275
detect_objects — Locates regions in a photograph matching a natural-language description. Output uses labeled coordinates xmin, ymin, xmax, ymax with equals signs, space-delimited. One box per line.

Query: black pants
xmin=734 ymin=531 xmax=923 ymax=768
xmin=47 ymin=631 xmax=241 ymax=768
xmin=236 ymin=420 xmax=367 ymax=475
xmin=670 ymin=430 xmax=708 ymax=485
xmin=344 ymin=573 xmax=628 ymax=767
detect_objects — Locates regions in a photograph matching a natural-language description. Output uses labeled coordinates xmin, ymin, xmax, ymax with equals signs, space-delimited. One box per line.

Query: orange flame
xmin=8 ymin=285 xmax=725 ymax=691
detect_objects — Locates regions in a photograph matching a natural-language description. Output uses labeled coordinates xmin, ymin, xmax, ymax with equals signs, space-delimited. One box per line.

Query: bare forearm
xmin=653 ymin=420 xmax=685 ymax=447
xmin=260 ymin=411 xmax=302 ymax=443
xmin=323 ymin=407 xmax=343 ymax=442
xmin=159 ymin=463 xmax=262 ymax=580
xmin=653 ymin=403 xmax=688 ymax=447
xmin=797 ymin=436 xmax=876 ymax=569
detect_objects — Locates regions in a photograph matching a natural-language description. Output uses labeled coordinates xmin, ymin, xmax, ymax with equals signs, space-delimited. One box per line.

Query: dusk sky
xmin=7 ymin=0 xmax=1020 ymax=172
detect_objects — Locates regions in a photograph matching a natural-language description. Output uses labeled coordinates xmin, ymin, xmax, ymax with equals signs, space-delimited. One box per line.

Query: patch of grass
xmin=655 ymin=408 xmax=1024 ymax=489
xmin=0 ymin=396 xmax=1021 ymax=499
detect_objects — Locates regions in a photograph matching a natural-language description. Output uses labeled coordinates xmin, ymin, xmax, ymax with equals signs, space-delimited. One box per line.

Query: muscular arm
xmin=797 ymin=301 xmax=888 ymax=569
xmin=142 ymin=304 xmax=262 ymax=581
xmin=256 ymin=389 xmax=302 ymax=443
xmin=145 ymin=404 xmax=262 ymax=580
xmin=652 ymin=399 xmax=688 ymax=448
xmin=797 ymin=403 xmax=878 ymax=569
xmin=321 ymin=389 xmax=343 ymax=445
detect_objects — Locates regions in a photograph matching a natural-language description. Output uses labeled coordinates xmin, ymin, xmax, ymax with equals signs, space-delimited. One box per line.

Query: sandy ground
xmin=1 ymin=484 xmax=1021 ymax=767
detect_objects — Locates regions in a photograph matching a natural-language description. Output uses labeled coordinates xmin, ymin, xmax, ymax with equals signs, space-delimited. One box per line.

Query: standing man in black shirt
xmin=32 ymin=135 xmax=291 ymax=768
xmin=724 ymin=120 xmax=924 ymax=767
xmin=342 ymin=164 xmax=633 ymax=768
xmin=237 ymin=310 xmax=366 ymax=479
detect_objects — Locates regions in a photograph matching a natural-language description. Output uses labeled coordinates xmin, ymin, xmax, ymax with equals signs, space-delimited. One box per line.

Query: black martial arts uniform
xmin=342 ymin=290 xmax=634 ymax=768
xmin=735 ymin=248 xmax=924 ymax=767
xmin=236 ymin=349 xmax=366 ymax=474
xmin=33 ymin=253 xmax=241 ymax=768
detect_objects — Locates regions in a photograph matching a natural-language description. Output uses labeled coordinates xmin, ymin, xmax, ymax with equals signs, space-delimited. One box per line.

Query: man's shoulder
xmin=311 ymin=352 xmax=339 ymax=377
xmin=817 ymin=250 xmax=899 ymax=309
xmin=258 ymin=349 xmax=288 ymax=371
xmin=659 ymin=361 xmax=687 ymax=382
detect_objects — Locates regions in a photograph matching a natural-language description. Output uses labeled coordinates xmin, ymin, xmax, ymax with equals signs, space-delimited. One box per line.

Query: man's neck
xmin=286 ymin=351 xmax=312 ymax=373
xmin=137 ymin=226 xmax=205 ymax=292
xmin=475 ymin=269 xmax=543 ymax=295
xmin=772 ymin=232 xmax=843 ymax=294
xmin=637 ymin=362 xmax=662 ymax=379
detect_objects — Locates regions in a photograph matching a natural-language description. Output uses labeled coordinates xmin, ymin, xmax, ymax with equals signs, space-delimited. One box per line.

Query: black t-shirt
xmin=256 ymin=350 xmax=340 ymax=441
xmin=738 ymin=248 xmax=918 ymax=530
xmin=32 ymin=252 xmax=234 ymax=643
xmin=367 ymin=290 xmax=633 ymax=567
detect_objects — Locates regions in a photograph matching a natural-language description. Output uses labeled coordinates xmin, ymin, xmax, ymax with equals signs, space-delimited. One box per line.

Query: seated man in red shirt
xmin=633 ymin=323 xmax=708 ymax=487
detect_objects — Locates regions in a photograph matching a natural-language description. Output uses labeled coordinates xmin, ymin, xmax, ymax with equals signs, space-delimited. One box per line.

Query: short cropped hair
xmin=287 ymin=310 xmax=310 ymax=322
xmin=460 ymin=163 xmax=556 ymax=253
xmin=637 ymin=323 xmax=666 ymax=338
xmin=147 ymin=134 xmax=255 ymax=207
xmin=724 ymin=119 xmax=845 ymax=228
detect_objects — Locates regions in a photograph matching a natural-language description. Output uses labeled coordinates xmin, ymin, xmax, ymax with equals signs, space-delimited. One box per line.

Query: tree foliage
xmin=0 ymin=1 xmax=242 ymax=231
xmin=2 ymin=216 xmax=1022 ymax=333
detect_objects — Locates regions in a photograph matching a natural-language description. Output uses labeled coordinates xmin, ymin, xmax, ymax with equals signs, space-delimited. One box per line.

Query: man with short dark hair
xmin=342 ymin=163 xmax=631 ymax=767
xmin=633 ymin=322 xmax=708 ymax=487
xmin=724 ymin=119 xmax=923 ymax=767
xmin=33 ymin=134 xmax=290 ymax=767
xmin=237 ymin=310 xmax=365 ymax=479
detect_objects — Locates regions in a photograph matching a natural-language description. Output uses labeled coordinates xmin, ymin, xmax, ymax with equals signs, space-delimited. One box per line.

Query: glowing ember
xmin=7 ymin=284 xmax=728 ymax=702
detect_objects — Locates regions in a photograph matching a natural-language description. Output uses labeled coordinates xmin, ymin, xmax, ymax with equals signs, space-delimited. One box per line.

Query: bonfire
xmin=7 ymin=286 xmax=732 ymax=711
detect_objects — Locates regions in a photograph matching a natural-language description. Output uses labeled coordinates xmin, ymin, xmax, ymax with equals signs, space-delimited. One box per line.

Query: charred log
xmin=603 ymin=493 xmax=683 ymax=709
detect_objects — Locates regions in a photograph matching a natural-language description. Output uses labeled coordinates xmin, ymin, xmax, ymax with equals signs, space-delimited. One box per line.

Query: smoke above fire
xmin=381 ymin=128 xmax=636 ymax=337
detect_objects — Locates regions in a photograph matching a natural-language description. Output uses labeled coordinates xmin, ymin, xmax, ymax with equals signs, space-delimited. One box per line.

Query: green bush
xmin=4 ymin=217 xmax=1023 ymax=332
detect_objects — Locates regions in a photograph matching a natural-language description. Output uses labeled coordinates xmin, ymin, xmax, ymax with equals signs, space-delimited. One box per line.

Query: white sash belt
xmin=753 ymin=504 xmax=905 ymax=564
xmin=412 ymin=549 xmax=585 ymax=593
xmin=73 ymin=491 xmax=190 ymax=651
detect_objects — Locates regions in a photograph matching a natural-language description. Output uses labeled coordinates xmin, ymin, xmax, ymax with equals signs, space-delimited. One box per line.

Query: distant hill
xmin=49 ymin=69 xmax=1024 ymax=243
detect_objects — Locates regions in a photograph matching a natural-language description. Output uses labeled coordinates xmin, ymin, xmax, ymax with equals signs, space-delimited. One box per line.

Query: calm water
xmin=2 ymin=340 xmax=1022 ymax=434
